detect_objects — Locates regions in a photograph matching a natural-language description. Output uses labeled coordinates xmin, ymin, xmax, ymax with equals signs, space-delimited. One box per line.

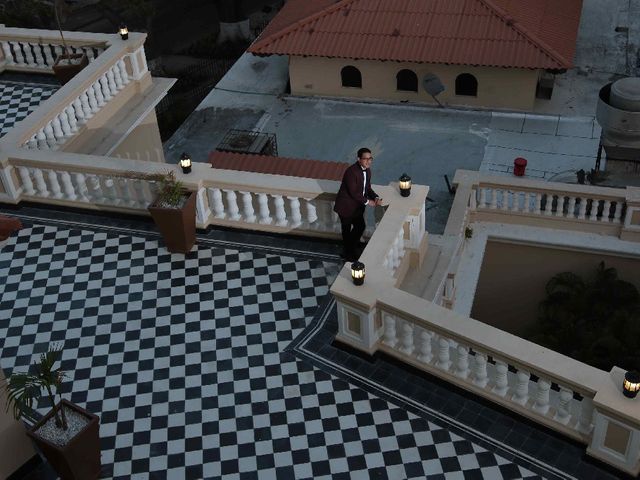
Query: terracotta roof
xmin=249 ymin=0 xmax=583 ymax=69
xmin=209 ymin=151 xmax=349 ymax=181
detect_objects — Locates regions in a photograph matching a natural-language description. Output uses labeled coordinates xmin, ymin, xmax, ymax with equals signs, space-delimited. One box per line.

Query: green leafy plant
xmin=527 ymin=262 xmax=640 ymax=371
xmin=150 ymin=170 xmax=185 ymax=207
xmin=5 ymin=344 xmax=68 ymax=430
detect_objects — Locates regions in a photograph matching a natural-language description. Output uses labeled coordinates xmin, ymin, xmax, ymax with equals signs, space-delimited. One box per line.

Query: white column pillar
xmin=436 ymin=337 xmax=451 ymax=370
xmin=554 ymin=388 xmax=573 ymax=425
xmin=241 ymin=192 xmax=256 ymax=223
xmin=416 ymin=328 xmax=433 ymax=364
xmin=602 ymin=200 xmax=611 ymax=222
xmin=287 ymin=196 xmax=302 ymax=228
xmin=512 ymin=370 xmax=530 ymax=405
xmin=533 ymin=379 xmax=551 ymax=415
xmin=208 ymin=188 xmax=225 ymax=219
xmin=17 ymin=167 xmax=35 ymax=195
xmin=59 ymin=171 xmax=77 ymax=201
xmin=47 ymin=170 xmax=63 ymax=199
xmin=472 ymin=353 xmax=488 ymax=388
xmin=588 ymin=199 xmax=599 ymax=221
xmin=305 ymin=199 xmax=318 ymax=227
xmin=273 ymin=195 xmax=287 ymax=227
xmin=257 ymin=193 xmax=272 ymax=224
xmin=398 ymin=320 xmax=414 ymax=355
xmin=567 ymin=196 xmax=576 ymax=218
xmin=578 ymin=198 xmax=587 ymax=220
xmin=196 ymin=188 xmax=211 ymax=225
xmin=224 ymin=190 xmax=241 ymax=221
xmin=492 ymin=361 xmax=509 ymax=397
xmin=382 ymin=314 xmax=397 ymax=347
xmin=455 ymin=344 xmax=470 ymax=379
xmin=73 ymin=173 xmax=90 ymax=202
xmin=32 ymin=169 xmax=49 ymax=197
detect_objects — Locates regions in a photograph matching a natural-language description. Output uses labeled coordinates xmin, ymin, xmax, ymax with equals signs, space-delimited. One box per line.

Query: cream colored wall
xmin=0 ymin=370 xmax=35 ymax=478
xmin=111 ymin=110 xmax=165 ymax=162
xmin=470 ymin=241 xmax=640 ymax=336
xmin=289 ymin=56 xmax=539 ymax=110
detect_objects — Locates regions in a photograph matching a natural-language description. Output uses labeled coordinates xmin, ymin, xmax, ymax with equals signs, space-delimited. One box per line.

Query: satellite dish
xmin=423 ymin=74 xmax=445 ymax=96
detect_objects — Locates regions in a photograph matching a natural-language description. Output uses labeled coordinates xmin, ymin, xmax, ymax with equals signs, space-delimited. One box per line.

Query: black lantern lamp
xmin=399 ymin=173 xmax=412 ymax=197
xmin=119 ymin=24 xmax=129 ymax=40
xmin=179 ymin=152 xmax=192 ymax=174
xmin=351 ymin=261 xmax=365 ymax=286
xmin=623 ymin=371 xmax=640 ymax=399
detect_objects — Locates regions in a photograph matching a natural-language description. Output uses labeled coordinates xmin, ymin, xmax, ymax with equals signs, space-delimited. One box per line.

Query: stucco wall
xmin=470 ymin=241 xmax=640 ymax=336
xmin=289 ymin=56 xmax=539 ymax=110
xmin=111 ymin=110 xmax=165 ymax=163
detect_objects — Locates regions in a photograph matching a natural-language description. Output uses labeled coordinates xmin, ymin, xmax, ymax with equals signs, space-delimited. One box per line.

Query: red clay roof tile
xmin=209 ymin=151 xmax=349 ymax=182
xmin=249 ymin=0 xmax=583 ymax=69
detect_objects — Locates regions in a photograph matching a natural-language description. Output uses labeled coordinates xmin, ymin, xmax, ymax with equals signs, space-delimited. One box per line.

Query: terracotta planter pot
xmin=27 ymin=400 xmax=101 ymax=480
xmin=52 ymin=53 xmax=89 ymax=85
xmin=148 ymin=191 xmax=197 ymax=253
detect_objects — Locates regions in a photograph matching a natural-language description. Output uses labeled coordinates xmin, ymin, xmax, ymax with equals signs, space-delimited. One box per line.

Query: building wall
xmin=470 ymin=241 xmax=640 ymax=336
xmin=111 ymin=110 xmax=165 ymax=163
xmin=289 ymin=56 xmax=539 ymax=110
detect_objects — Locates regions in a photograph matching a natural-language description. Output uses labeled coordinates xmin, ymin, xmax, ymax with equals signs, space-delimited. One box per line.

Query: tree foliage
xmin=527 ymin=262 xmax=640 ymax=372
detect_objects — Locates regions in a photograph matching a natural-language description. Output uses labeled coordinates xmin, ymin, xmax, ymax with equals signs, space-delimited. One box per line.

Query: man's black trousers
xmin=339 ymin=207 xmax=365 ymax=260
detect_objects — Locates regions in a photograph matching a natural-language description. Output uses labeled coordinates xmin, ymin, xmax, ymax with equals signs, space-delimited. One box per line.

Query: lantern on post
xmin=399 ymin=173 xmax=412 ymax=197
xmin=623 ymin=371 xmax=640 ymax=398
xmin=351 ymin=262 xmax=365 ymax=286
xmin=179 ymin=152 xmax=192 ymax=174
xmin=119 ymin=24 xmax=129 ymax=40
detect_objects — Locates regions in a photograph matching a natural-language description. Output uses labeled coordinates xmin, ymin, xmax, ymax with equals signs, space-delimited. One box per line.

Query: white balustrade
xmin=0 ymin=40 xmax=104 ymax=70
xmin=492 ymin=361 xmax=509 ymax=397
xmin=241 ymin=192 xmax=256 ymax=223
xmin=288 ymin=196 xmax=302 ymax=228
xmin=399 ymin=320 xmax=414 ymax=355
xmin=382 ymin=314 xmax=397 ymax=347
xmin=512 ymin=370 xmax=530 ymax=405
xmin=74 ymin=173 xmax=90 ymax=203
xmin=554 ymin=388 xmax=573 ymax=425
xmin=17 ymin=167 xmax=35 ymax=195
xmin=273 ymin=195 xmax=287 ymax=227
xmin=208 ymin=188 xmax=225 ymax=219
xmin=257 ymin=193 xmax=272 ymax=224
xmin=455 ymin=344 xmax=470 ymax=379
xmin=533 ymin=379 xmax=551 ymax=415
xmin=472 ymin=353 xmax=488 ymax=388
xmin=436 ymin=337 xmax=451 ymax=371
xmin=305 ymin=199 xmax=318 ymax=227
xmin=32 ymin=168 xmax=49 ymax=197
xmin=416 ymin=327 xmax=433 ymax=364
xmin=47 ymin=170 xmax=63 ymax=199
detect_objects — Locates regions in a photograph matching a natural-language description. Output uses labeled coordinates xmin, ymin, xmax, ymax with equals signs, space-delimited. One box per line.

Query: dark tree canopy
xmin=527 ymin=262 xmax=640 ymax=372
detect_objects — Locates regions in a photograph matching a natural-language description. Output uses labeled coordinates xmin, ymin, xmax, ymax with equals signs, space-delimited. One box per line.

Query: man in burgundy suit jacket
xmin=334 ymin=148 xmax=382 ymax=261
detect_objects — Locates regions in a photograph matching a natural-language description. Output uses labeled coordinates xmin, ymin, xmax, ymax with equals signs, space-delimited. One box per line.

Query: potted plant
xmin=147 ymin=170 xmax=197 ymax=253
xmin=52 ymin=0 xmax=89 ymax=84
xmin=4 ymin=345 xmax=101 ymax=480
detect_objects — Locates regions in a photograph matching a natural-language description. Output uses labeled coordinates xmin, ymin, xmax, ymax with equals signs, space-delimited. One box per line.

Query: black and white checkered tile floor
xmin=0 ymin=213 xmax=580 ymax=479
xmin=0 ymin=81 xmax=59 ymax=137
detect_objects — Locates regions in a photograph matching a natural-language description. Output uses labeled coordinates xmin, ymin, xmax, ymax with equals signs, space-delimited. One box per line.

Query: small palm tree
xmin=5 ymin=344 xmax=68 ymax=430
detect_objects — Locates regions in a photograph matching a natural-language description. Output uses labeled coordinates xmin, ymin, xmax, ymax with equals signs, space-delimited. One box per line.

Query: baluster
xmin=533 ymin=379 xmax=551 ymax=415
xmin=305 ymin=199 xmax=318 ymax=227
xmin=479 ymin=187 xmax=487 ymax=208
xmin=92 ymin=82 xmax=105 ymax=107
xmin=391 ymin=240 xmax=399 ymax=270
xmin=47 ymin=170 xmax=63 ymax=199
xmin=455 ymin=344 xmax=470 ymax=379
xmin=511 ymin=191 xmax=521 ymax=211
xmin=88 ymin=175 xmax=106 ymax=203
xmin=613 ymin=201 xmax=623 ymax=223
xmin=602 ymin=200 xmax=611 ymax=222
xmin=1 ymin=42 xmax=15 ymax=66
xmin=43 ymin=124 xmax=56 ymax=148
xmin=208 ymin=188 xmax=225 ymax=218
xmin=399 ymin=321 xmax=414 ymax=355
xmin=436 ymin=337 xmax=451 ymax=370
xmin=111 ymin=64 xmax=124 ymax=90
xmin=103 ymin=178 xmax=120 ymax=205
xmin=489 ymin=189 xmax=498 ymax=209
xmin=382 ymin=314 xmax=397 ymax=347
xmin=534 ymin=192 xmax=542 ymax=215
xmin=58 ymin=110 xmax=72 ymax=137
xmin=554 ymin=388 xmax=573 ymax=425
xmin=16 ymin=42 xmax=29 ymax=65
xmin=512 ymin=370 xmax=530 ymax=405
xmin=273 ymin=195 xmax=287 ymax=227
xmin=472 ymin=353 xmax=488 ymax=388
xmin=501 ymin=191 xmax=510 ymax=211
xmin=32 ymin=43 xmax=44 ymax=66
xmin=35 ymin=129 xmax=47 ymax=149
xmin=17 ymin=167 xmax=35 ymax=195
xmin=81 ymin=91 xmax=95 ymax=117
xmin=544 ymin=194 xmax=554 ymax=215
xmin=577 ymin=197 xmax=587 ymax=219
xmin=106 ymin=69 xmax=118 ymax=94
xmin=32 ymin=169 xmax=49 ymax=197
xmin=416 ymin=328 xmax=433 ymax=363
xmin=195 ymin=188 xmax=211 ymax=224
xmin=555 ymin=196 xmax=565 ymax=217
xmin=469 ymin=188 xmax=477 ymax=210
xmin=567 ymin=197 xmax=576 ymax=219
xmin=119 ymin=178 xmax=137 ymax=207
xmin=287 ymin=197 xmax=302 ymax=228
xmin=588 ymin=199 xmax=599 ymax=221
xmin=65 ymin=105 xmax=78 ymax=132
xmin=51 ymin=116 xmax=64 ymax=142
xmin=59 ymin=172 xmax=77 ymax=201
xmin=99 ymin=75 xmax=113 ymax=101
xmin=257 ymin=192 xmax=272 ymax=224
xmin=224 ymin=190 xmax=241 ymax=221
xmin=73 ymin=173 xmax=90 ymax=202
xmin=117 ymin=59 xmax=130 ymax=85
xmin=134 ymin=179 xmax=152 ymax=207
xmin=26 ymin=135 xmax=38 ymax=149
xmin=241 ymin=192 xmax=256 ymax=223
xmin=492 ymin=361 xmax=509 ymax=396
xmin=577 ymin=397 xmax=594 ymax=434
xmin=42 ymin=44 xmax=55 ymax=66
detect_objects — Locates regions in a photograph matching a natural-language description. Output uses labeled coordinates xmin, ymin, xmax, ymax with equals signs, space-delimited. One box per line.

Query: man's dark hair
xmin=357 ymin=147 xmax=371 ymax=159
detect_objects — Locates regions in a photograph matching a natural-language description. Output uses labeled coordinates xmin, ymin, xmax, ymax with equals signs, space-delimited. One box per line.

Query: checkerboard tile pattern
xmin=0 ymin=221 xmax=539 ymax=479
xmin=0 ymin=81 xmax=58 ymax=137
